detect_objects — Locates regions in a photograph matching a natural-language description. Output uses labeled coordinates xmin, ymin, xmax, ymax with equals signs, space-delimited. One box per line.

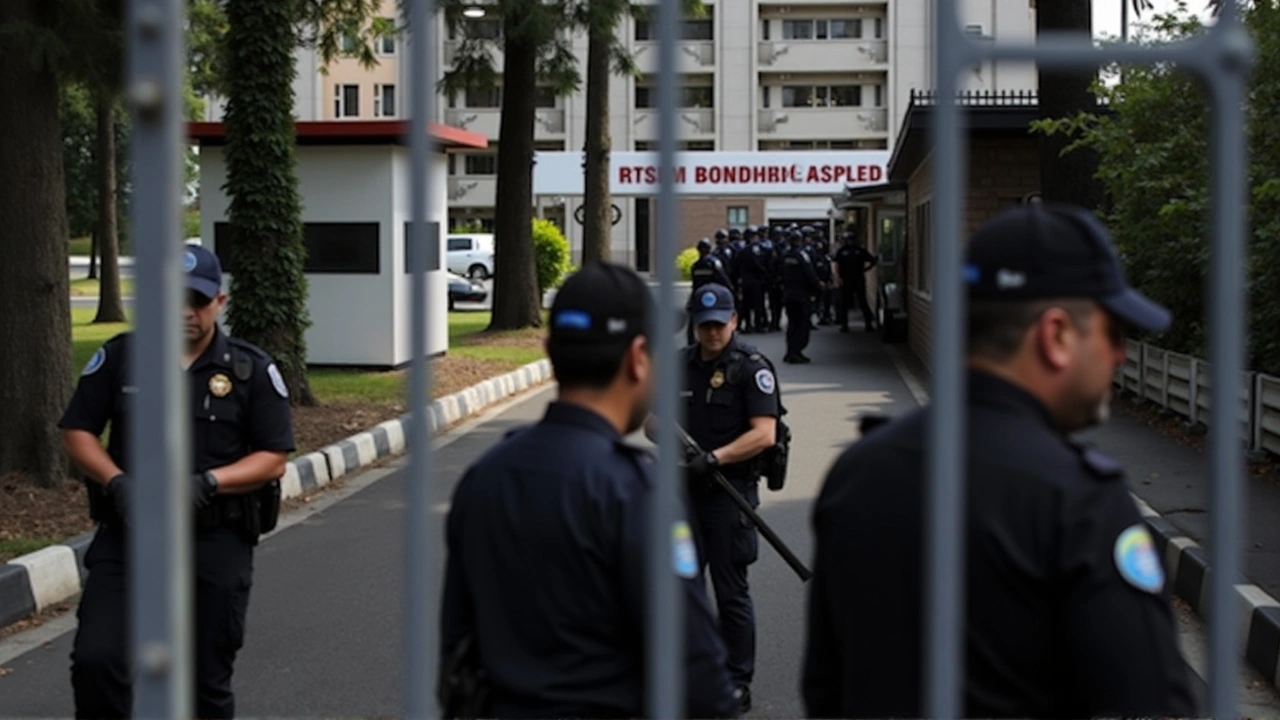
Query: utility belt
xmin=85 ymin=479 xmax=281 ymax=546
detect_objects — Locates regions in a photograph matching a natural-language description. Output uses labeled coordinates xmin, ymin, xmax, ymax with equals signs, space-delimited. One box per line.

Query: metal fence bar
xmin=647 ymin=0 xmax=684 ymax=716
xmin=1203 ymin=5 xmax=1250 ymax=714
xmin=939 ymin=4 xmax=1254 ymax=717
xmin=925 ymin=2 xmax=968 ymax=717
xmin=405 ymin=0 xmax=438 ymax=716
xmin=125 ymin=0 xmax=192 ymax=717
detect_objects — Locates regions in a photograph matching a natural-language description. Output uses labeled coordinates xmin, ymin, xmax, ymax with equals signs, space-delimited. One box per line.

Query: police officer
xmin=766 ymin=226 xmax=787 ymax=332
xmin=689 ymin=238 xmax=734 ymax=345
xmin=673 ymin=281 xmax=780 ymax=715
xmin=440 ymin=262 xmax=738 ymax=719
xmin=59 ymin=244 xmax=295 ymax=720
xmin=802 ymin=203 xmax=1196 ymax=718
xmin=810 ymin=239 xmax=835 ymax=325
xmin=735 ymin=226 xmax=770 ymax=334
xmin=832 ymin=231 xmax=878 ymax=333
xmin=781 ymin=230 xmax=821 ymax=364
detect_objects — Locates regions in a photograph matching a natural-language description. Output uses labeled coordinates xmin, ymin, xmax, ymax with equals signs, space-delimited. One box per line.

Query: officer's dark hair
xmin=967 ymin=298 xmax=1096 ymax=361
xmin=546 ymin=261 xmax=653 ymax=391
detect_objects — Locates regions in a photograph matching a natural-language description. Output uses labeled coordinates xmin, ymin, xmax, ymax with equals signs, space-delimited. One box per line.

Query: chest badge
xmin=710 ymin=370 xmax=725 ymax=388
xmin=209 ymin=373 xmax=233 ymax=398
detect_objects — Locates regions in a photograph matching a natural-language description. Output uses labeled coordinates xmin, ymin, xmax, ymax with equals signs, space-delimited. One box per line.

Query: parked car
xmin=448 ymin=271 xmax=488 ymax=310
xmin=446 ymin=233 xmax=495 ymax=280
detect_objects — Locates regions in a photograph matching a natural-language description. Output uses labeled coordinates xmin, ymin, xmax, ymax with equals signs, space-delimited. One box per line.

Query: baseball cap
xmin=690 ymin=283 xmax=735 ymax=326
xmin=183 ymin=244 xmax=223 ymax=299
xmin=549 ymin=261 xmax=652 ymax=344
xmin=964 ymin=203 xmax=1171 ymax=332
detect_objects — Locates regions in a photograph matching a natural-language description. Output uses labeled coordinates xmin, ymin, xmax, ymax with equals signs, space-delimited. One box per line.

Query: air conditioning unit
xmin=964 ymin=23 xmax=985 ymax=35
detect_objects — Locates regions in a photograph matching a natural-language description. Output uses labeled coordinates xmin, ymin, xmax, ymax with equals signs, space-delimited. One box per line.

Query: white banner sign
xmin=532 ymin=150 xmax=890 ymax=197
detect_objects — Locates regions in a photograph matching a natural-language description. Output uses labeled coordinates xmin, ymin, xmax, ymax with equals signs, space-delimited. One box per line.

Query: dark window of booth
xmin=403 ymin=221 xmax=442 ymax=273
xmin=214 ymin=221 xmax=381 ymax=274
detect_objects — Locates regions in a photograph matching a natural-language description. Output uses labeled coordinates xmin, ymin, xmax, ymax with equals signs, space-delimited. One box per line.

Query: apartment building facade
xmin=201 ymin=0 xmax=1038 ymax=269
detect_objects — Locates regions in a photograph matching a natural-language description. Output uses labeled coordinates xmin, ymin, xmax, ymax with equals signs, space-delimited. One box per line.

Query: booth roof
xmin=187 ymin=120 xmax=488 ymax=149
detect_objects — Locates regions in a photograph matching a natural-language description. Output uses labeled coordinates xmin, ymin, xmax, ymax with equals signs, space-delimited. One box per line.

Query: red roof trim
xmin=187 ymin=120 xmax=489 ymax=149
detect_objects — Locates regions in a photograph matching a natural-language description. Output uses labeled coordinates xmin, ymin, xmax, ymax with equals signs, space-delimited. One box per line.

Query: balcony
xmin=447 ymin=176 xmax=497 ymax=208
xmin=757 ymin=107 xmax=888 ymax=138
xmin=630 ymin=41 xmax=716 ymax=73
xmin=757 ymin=40 xmax=887 ymax=72
xmin=443 ymin=40 xmax=503 ymax=68
xmin=632 ymin=108 xmax=716 ymax=140
xmin=443 ymin=108 xmax=566 ymax=139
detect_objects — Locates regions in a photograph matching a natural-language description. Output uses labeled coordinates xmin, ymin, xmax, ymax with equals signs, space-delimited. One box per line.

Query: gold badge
xmin=710 ymin=370 xmax=725 ymax=388
xmin=209 ymin=373 xmax=232 ymax=397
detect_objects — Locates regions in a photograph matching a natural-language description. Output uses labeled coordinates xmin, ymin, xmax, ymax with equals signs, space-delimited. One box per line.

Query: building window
xmin=874 ymin=17 xmax=884 ymax=39
xmin=334 ymin=84 xmax=359 ymax=117
xmin=535 ymin=87 xmax=557 ymax=108
xmin=341 ymin=33 xmax=358 ymax=53
xmin=727 ymin=206 xmax=749 ymax=228
xmin=634 ymin=84 xmax=714 ymax=109
xmin=451 ymin=18 xmax=502 ymax=40
xmin=780 ymin=18 xmax=861 ymax=40
xmin=463 ymin=154 xmax=497 ymax=175
xmin=874 ymin=84 xmax=883 ymax=107
xmin=464 ymin=86 xmax=501 ymax=108
xmin=780 ymin=85 xmax=861 ymax=108
xmin=374 ymin=84 xmax=396 ymax=117
xmin=913 ymin=198 xmax=933 ymax=294
xmin=634 ymin=16 xmax=714 ymax=41
xmin=379 ymin=22 xmax=397 ymax=55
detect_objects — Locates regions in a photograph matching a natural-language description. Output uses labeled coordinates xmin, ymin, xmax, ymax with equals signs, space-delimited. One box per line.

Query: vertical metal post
xmin=647 ymin=0 xmax=684 ymax=716
xmin=925 ymin=2 xmax=967 ymax=717
xmin=1205 ymin=6 xmax=1249 ymax=715
xmin=405 ymin=0 xmax=439 ymax=717
xmin=126 ymin=0 xmax=192 ymax=717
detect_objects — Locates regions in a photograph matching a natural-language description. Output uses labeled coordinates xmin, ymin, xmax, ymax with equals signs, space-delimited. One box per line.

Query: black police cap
xmin=964 ymin=203 xmax=1171 ymax=332
xmin=696 ymin=237 xmax=712 ymax=251
xmin=715 ymin=229 xmax=727 ymax=240
xmin=549 ymin=261 xmax=653 ymax=344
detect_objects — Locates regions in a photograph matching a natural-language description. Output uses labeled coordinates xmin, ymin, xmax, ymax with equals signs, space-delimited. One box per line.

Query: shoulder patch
xmin=81 ymin=347 xmax=106 ymax=376
xmin=672 ymin=520 xmax=699 ymax=579
xmin=754 ymin=368 xmax=776 ymax=394
xmin=266 ymin=363 xmax=289 ymax=398
xmin=1113 ymin=524 xmax=1164 ymax=594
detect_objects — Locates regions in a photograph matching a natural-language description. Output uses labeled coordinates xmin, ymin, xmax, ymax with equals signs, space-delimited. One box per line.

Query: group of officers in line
xmin=687 ymin=223 xmax=880 ymax=364
xmin=60 ymin=203 xmax=1198 ymax=719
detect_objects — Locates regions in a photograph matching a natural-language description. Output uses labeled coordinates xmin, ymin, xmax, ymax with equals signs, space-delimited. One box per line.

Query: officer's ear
xmin=625 ymin=334 xmax=651 ymax=385
xmin=1034 ymin=306 xmax=1081 ymax=372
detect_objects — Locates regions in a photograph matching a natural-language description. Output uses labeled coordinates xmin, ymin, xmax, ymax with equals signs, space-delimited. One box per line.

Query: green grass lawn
xmin=69 ymin=237 xmax=91 ymax=256
xmin=69 ymin=276 xmax=135 ymax=297
xmin=72 ymin=308 xmax=548 ymax=406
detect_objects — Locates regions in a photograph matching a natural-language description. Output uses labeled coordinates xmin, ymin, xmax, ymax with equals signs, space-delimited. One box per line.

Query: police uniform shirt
xmin=834 ymin=244 xmax=874 ymax=283
xmin=683 ymin=340 xmax=780 ymax=476
xmin=441 ymin=402 xmax=739 ymax=719
xmin=803 ymin=370 xmax=1196 ymax=719
xmin=59 ymin=328 xmax=296 ymax=476
xmin=782 ymin=248 xmax=820 ymax=302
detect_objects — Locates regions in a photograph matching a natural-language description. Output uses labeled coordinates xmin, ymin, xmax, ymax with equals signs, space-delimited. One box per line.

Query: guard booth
xmin=189 ymin=120 xmax=489 ymax=368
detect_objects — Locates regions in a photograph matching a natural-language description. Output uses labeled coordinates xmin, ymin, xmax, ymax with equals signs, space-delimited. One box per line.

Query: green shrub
xmin=533 ymin=218 xmax=572 ymax=293
xmin=676 ymin=247 xmax=699 ymax=281
xmin=451 ymin=221 xmax=486 ymax=234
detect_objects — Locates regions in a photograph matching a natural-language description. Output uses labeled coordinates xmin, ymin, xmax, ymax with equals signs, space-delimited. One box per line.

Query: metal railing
xmin=119 ymin=1 xmax=1255 ymax=719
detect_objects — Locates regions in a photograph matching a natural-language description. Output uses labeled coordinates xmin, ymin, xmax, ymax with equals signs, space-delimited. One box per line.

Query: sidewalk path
xmin=0 ymin=319 xmax=1274 ymax=716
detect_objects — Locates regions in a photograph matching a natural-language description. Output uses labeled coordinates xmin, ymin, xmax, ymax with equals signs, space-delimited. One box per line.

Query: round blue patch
xmin=1113 ymin=524 xmax=1164 ymax=594
xmin=81 ymin=348 xmax=106 ymax=377
xmin=183 ymin=250 xmax=198 ymax=273
xmin=700 ymin=291 xmax=716 ymax=308
xmin=672 ymin=521 xmax=699 ymax=579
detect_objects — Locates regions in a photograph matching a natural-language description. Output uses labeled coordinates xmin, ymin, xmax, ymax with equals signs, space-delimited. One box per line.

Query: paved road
xmin=1 ymin=321 xmax=1277 ymax=717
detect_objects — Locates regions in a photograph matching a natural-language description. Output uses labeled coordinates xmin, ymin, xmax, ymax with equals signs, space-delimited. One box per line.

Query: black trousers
xmin=71 ymin=525 xmax=255 ymax=719
xmin=785 ymin=300 xmax=812 ymax=357
xmin=767 ymin=286 xmax=784 ymax=330
xmin=839 ymin=282 xmax=875 ymax=329
xmin=741 ymin=281 xmax=765 ymax=331
xmin=689 ymin=477 xmax=760 ymax=689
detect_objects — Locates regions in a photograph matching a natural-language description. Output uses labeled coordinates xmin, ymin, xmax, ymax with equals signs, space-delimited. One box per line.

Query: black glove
xmin=684 ymin=450 xmax=719 ymax=478
xmin=106 ymin=473 xmax=130 ymax=524
xmin=191 ymin=471 xmax=218 ymax=511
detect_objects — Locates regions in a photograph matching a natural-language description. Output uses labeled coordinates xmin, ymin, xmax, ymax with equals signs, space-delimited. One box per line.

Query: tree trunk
xmin=1036 ymin=0 xmax=1103 ymax=209
xmin=0 ymin=0 xmax=74 ymax=488
xmin=222 ymin=0 xmax=316 ymax=405
xmin=488 ymin=11 xmax=543 ymax=331
xmin=88 ymin=230 xmax=99 ymax=279
xmin=581 ymin=22 xmax=613 ymax=265
xmin=94 ymin=91 xmax=127 ymax=324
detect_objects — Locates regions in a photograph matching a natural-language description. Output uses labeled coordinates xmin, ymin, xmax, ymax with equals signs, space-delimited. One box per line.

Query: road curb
xmin=1131 ymin=495 xmax=1280 ymax=690
xmin=0 ymin=358 xmax=553 ymax=634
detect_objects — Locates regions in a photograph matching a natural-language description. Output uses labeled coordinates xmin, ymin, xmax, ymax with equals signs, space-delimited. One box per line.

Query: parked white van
xmin=446 ymin=233 xmax=494 ymax=280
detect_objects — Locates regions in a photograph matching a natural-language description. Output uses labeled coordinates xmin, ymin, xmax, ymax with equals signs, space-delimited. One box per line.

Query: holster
xmin=438 ymin=634 xmax=491 ymax=720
